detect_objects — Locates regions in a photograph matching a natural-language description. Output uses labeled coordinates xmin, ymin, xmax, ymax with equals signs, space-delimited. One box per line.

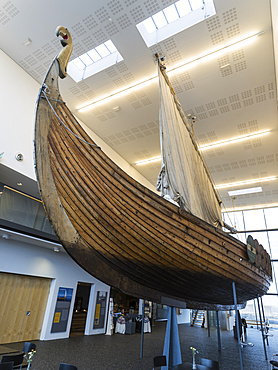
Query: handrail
xmin=3 ymin=185 xmax=42 ymax=203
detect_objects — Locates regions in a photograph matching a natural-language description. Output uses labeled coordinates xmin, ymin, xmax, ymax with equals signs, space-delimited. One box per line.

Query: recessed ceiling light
xmin=23 ymin=38 xmax=32 ymax=46
xmin=220 ymin=63 xmax=231 ymax=69
xmin=228 ymin=187 xmax=262 ymax=196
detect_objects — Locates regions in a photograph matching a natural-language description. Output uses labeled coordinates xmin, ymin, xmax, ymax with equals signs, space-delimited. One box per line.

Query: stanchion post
xmin=259 ymin=296 xmax=269 ymax=345
xmin=215 ymin=311 xmax=221 ymax=351
xmin=257 ymin=296 xmax=268 ymax=360
xmin=140 ymin=299 xmax=145 ymax=358
xmin=232 ymin=282 xmax=244 ymax=370
xmin=253 ymin=299 xmax=259 ymax=330
xmin=207 ymin=310 xmax=210 ymax=338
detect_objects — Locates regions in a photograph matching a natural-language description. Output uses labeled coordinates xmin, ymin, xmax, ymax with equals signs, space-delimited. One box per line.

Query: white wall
xmin=177 ymin=309 xmax=190 ymax=324
xmin=0 ymin=49 xmax=39 ymax=179
xmin=271 ymin=0 xmax=278 ymax=102
xmin=0 ymin=231 xmax=110 ymax=340
xmin=0 ymin=49 xmax=156 ymax=192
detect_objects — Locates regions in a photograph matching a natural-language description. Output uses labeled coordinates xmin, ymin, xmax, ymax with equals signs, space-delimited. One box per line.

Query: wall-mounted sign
xmin=93 ymin=291 xmax=107 ymax=329
xmin=51 ymin=287 xmax=73 ymax=333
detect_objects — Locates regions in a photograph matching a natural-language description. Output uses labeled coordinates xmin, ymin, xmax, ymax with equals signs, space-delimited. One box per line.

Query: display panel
xmin=51 ymin=287 xmax=73 ymax=333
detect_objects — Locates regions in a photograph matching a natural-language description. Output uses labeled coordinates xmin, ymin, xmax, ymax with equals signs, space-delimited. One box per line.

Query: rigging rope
xmin=41 ymin=88 xmax=100 ymax=149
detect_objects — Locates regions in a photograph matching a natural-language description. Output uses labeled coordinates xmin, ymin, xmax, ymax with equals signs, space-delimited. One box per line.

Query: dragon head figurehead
xmin=56 ymin=26 xmax=73 ymax=79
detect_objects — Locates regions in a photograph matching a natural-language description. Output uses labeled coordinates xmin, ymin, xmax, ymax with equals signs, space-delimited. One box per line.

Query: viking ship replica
xmin=34 ymin=27 xmax=272 ymax=310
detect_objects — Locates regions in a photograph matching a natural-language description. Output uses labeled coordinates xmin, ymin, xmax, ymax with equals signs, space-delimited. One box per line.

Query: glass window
xmin=227 ymin=211 xmax=245 ymax=231
xmin=176 ymin=0 xmax=191 ymax=17
xmin=164 ymin=4 xmax=179 ymax=23
xmin=87 ymin=49 xmax=101 ymax=62
xmin=190 ymin=0 xmax=204 ymax=11
xmin=136 ymin=0 xmax=216 ymax=47
xmin=224 ymin=206 xmax=278 ymax=326
xmin=264 ymin=207 xmax=278 ymax=229
xmin=105 ymin=40 xmax=117 ymax=53
xmin=143 ymin=17 xmax=157 ymax=33
xmin=152 ymin=12 xmax=168 ymax=29
xmin=243 ymin=209 xmax=266 ymax=231
xmin=268 ymin=231 xmax=278 ymax=259
xmin=79 ymin=53 xmax=93 ymax=66
xmin=72 ymin=58 xmax=85 ymax=70
xmin=95 ymin=44 xmax=110 ymax=58
xmin=67 ymin=40 xmax=123 ymax=82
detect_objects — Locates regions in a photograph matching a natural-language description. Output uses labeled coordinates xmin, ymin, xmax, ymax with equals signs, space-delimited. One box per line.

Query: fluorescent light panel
xmin=216 ymin=176 xmax=277 ymax=189
xmin=228 ymin=187 xmax=262 ymax=196
xmin=168 ymin=32 xmax=261 ymax=78
xmin=199 ymin=130 xmax=271 ymax=150
xmin=117 ymin=129 xmax=270 ymax=167
xmin=135 ymin=156 xmax=161 ymax=165
xmin=78 ymin=75 xmax=157 ymax=112
xmin=77 ymin=32 xmax=261 ymax=112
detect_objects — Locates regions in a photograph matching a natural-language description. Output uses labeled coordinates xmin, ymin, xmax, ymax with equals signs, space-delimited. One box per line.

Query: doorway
xmin=70 ymin=282 xmax=91 ymax=337
xmin=0 ymin=272 xmax=51 ymax=344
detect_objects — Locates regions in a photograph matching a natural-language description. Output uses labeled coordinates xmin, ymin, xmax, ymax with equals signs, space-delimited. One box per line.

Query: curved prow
xmin=56 ymin=26 xmax=73 ymax=79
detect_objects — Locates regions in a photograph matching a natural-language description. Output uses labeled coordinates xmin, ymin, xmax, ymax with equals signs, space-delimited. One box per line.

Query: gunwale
xmin=34 ymin=59 xmax=272 ymax=309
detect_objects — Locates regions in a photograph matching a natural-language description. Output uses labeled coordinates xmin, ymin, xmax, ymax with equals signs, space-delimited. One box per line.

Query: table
xmin=0 ymin=345 xmax=20 ymax=355
xmin=115 ymin=322 xmax=126 ymax=334
xmin=169 ymin=362 xmax=210 ymax=370
xmin=143 ymin=320 xmax=151 ymax=333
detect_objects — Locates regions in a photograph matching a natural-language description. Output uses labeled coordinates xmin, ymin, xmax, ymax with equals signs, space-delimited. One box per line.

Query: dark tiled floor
xmin=2 ymin=322 xmax=277 ymax=369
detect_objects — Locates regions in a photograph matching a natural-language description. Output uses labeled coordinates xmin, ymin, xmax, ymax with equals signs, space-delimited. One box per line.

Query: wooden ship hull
xmin=34 ymin=31 xmax=272 ymax=310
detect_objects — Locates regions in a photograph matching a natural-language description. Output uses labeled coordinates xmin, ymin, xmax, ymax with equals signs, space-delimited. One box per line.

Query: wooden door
xmin=0 ymin=272 xmax=51 ymax=344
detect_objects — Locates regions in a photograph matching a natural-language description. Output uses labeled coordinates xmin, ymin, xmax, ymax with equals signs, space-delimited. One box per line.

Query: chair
xmin=59 ymin=364 xmax=78 ymax=370
xmin=0 ymin=363 xmax=14 ymax=370
xmin=153 ymin=355 xmax=167 ymax=369
xmin=22 ymin=342 xmax=36 ymax=354
xmin=21 ymin=342 xmax=37 ymax=368
xmin=199 ymin=357 xmax=220 ymax=370
xmin=1 ymin=353 xmax=24 ymax=369
xmin=270 ymin=354 xmax=278 ymax=369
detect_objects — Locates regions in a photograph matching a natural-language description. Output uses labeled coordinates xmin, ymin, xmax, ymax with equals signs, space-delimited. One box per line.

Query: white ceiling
xmin=0 ymin=0 xmax=277 ymax=211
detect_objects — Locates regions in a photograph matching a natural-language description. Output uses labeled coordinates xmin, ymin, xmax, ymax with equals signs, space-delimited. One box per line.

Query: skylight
xmin=136 ymin=0 xmax=216 ymax=47
xmin=67 ymin=40 xmax=123 ymax=82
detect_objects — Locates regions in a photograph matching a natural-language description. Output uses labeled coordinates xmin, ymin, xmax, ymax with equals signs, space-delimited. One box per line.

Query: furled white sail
xmin=156 ymin=63 xmax=223 ymax=227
